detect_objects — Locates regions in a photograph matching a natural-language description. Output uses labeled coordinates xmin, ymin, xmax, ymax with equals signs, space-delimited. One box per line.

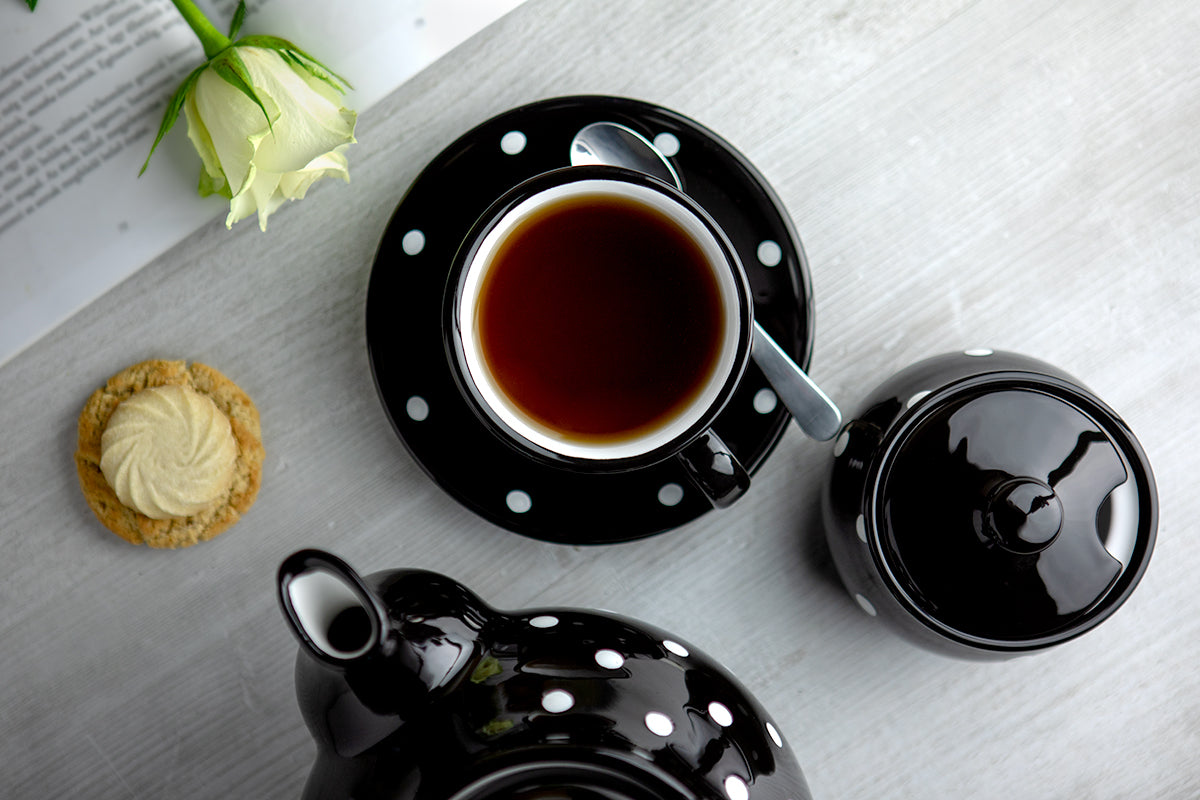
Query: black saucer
xmin=366 ymin=95 xmax=814 ymax=544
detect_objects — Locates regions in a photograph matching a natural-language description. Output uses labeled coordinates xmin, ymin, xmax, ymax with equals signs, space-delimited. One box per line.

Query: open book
xmin=0 ymin=0 xmax=525 ymax=367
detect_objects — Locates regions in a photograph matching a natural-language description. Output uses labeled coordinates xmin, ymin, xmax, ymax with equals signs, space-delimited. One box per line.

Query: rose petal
xmin=182 ymin=90 xmax=225 ymax=193
xmin=278 ymin=149 xmax=350 ymax=200
xmin=192 ymin=65 xmax=276 ymax=198
xmin=236 ymin=48 xmax=356 ymax=175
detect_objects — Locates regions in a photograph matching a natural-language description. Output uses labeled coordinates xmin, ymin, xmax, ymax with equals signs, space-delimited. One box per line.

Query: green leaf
xmin=211 ymin=49 xmax=272 ymax=130
xmin=478 ymin=719 xmax=514 ymax=736
xmin=26 ymin=0 xmax=37 ymax=10
xmin=469 ymin=656 xmax=503 ymax=683
xmin=198 ymin=165 xmax=232 ymax=199
xmin=234 ymin=34 xmax=352 ymax=91
xmin=290 ymin=51 xmax=349 ymax=93
xmin=227 ymin=0 xmax=246 ymax=39
xmin=138 ymin=63 xmax=206 ymax=176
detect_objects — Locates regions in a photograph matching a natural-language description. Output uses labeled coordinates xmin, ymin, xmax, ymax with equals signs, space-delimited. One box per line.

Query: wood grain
xmin=1 ymin=0 xmax=1197 ymax=797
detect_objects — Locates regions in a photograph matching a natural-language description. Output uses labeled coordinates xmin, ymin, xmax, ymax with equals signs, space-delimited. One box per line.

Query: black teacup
xmin=445 ymin=166 xmax=755 ymax=507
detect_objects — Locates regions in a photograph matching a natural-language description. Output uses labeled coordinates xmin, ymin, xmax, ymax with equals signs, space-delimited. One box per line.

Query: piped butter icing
xmin=100 ymin=384 xmax=237 ymax=519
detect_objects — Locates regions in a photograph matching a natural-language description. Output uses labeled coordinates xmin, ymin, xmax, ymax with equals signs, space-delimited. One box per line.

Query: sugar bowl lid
xmin=867 ymin=354 xmax=1157 ymax=650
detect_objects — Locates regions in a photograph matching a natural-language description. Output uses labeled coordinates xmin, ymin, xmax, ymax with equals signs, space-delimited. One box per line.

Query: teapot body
xmin=280 ymin=551 xmax=812 ymax=800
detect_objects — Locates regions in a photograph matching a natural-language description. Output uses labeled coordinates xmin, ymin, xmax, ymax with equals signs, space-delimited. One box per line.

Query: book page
xmin=0 ymin=0 xmax=525 ymax=367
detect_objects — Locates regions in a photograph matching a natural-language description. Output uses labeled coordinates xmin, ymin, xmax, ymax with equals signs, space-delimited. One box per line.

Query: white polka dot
xmin=663 ymin=640 xmax=689 ymax=657
xmin=965 ymin=348 xmax=993 ymax=357
xmin=506 ymin=490 xmax=532 ymax=513
xmin=855 ymin=515 xmax=867 ymax=543
xmin=500 ymin=130 xmax=527 ymax=155
xmin=658 ymin=482 xmax=684 ymax=507
xmin=653 ymin=132 xmax=680 ymax=157
xmin=906 ymin=390 xmax=931 ymax=409
xmin=855 ymin=593 xmax=877 ymax=616
xmin=708 ymin=701 xmax=734 ymax=727
xmin=766 ymin=721 xmax=783 ymax=747
xmin=753 ymin=388 xmax=777 ymax=414
xmin=541 ymin=689 xmax=574 ymax=713
xmin=529 ymin=615 xmax=558 ymax=628
xmin=645 ymin=711 xmax=674 ymax=736
xmin=405 ymin=395 xmax=429 ymax=421
xmin=594 ymin=649 xmax=625 ymax=669
xmin=401 ymin=229 xmax=425 ymax=255
xmin=757 ymin=240 xmax=783 ymax=267
xmin=833 ymin=429 xmax=850 ymax=457
xmin=724 ymin=775 xmax=749 ymax=800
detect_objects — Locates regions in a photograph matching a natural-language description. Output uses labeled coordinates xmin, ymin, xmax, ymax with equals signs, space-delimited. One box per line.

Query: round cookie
xmin=75 ymin=360 xmax=264 ymax=548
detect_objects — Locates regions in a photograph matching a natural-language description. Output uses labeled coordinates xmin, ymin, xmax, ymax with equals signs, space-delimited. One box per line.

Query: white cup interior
xmin=457 ymin=178 xmax=744 ymax=461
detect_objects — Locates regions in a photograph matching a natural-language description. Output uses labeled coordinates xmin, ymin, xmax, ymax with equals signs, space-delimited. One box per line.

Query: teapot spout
xmin=278 ymin=549 xmax=392 ymax=667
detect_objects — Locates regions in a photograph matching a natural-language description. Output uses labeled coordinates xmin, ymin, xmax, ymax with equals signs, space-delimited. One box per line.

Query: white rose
xmin=182 ymin=45 xmax=357 ymax=231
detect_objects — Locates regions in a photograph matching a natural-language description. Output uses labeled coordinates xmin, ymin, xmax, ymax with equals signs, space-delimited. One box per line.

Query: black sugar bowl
xmin=822 ymin=350 xmax=1157 ymax=659
xmin=278 ymin=549 xmax=813 ymax=800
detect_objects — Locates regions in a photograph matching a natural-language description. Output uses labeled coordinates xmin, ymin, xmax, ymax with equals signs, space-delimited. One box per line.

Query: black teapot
xmin=278 ymin=549 xmax=813 ymax=800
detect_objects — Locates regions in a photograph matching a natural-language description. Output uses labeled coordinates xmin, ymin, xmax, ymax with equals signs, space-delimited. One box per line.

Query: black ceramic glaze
xmin=365 ymin=95 xmax=814 ymax=544
xmin=822 ymin=350 xmax=1157 ymax=659
xmin=279 ymin=549 xmax=813 ymax=800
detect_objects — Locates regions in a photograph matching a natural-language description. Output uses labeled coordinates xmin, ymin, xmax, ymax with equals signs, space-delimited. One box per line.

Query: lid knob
xmin=982 ymin=477 xmax=1063 ymax=554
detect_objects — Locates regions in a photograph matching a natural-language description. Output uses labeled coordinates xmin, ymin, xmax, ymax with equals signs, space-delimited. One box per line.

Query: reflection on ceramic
xmin=278 ymin=549 xmax=814 ymax=800
xmin=822 ymin=350 xmax=1158 ymax=659
xmin=366 ymin=95 xmax=815 ymax=544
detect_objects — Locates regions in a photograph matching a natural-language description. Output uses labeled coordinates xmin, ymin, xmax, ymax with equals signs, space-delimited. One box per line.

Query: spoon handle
xmin=751 ymin=321 xmax=842 ymax=442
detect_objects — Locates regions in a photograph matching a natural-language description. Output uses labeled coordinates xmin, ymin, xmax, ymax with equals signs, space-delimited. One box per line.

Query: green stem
xmin=168 ymin=0 xmax=231 ymax=60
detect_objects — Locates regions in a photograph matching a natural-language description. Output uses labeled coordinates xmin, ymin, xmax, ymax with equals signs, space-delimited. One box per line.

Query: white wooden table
xmin=2 ymin=1 xmax=1197 ymax=797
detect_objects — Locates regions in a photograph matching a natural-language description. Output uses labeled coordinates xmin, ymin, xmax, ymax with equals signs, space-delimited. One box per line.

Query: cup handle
xmin=675 ymin=429 xmax=750 ymax=509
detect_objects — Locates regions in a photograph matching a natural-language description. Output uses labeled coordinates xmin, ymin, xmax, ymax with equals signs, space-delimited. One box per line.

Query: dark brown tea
xmin=476 ymin=191 xmax=726 ymax=444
